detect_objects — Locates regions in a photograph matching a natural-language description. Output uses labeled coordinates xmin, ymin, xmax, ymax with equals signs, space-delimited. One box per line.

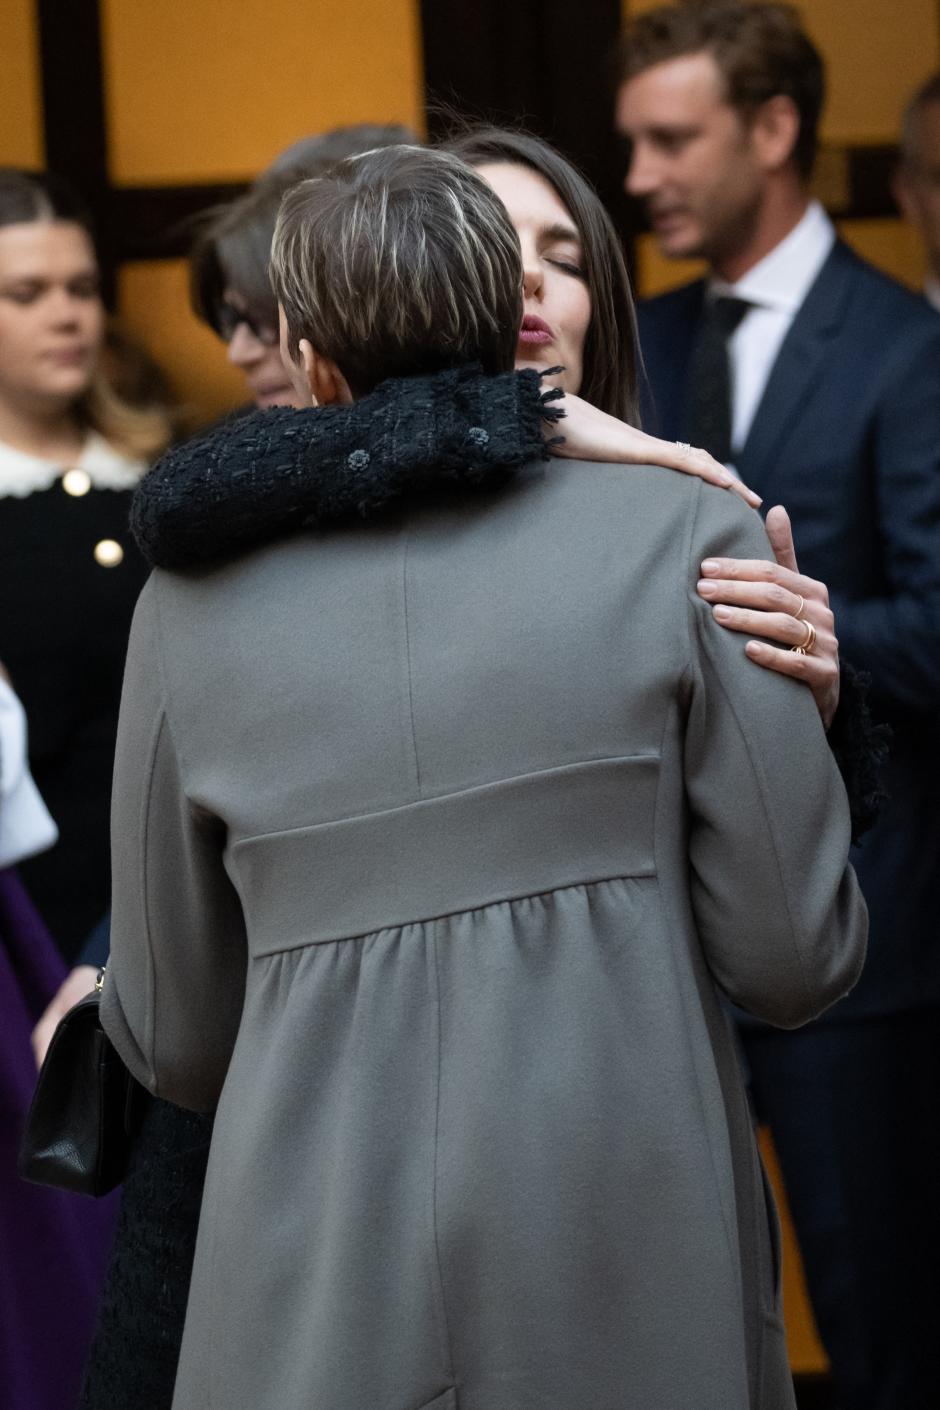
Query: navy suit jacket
xmin=638 ymin=240 xmax=940 ymax=1018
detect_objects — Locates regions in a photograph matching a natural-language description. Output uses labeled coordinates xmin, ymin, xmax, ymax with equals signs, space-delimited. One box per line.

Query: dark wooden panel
xmin=420 ymin=0 xmax=628 ymax=232
xmin=36 ymin=0 xmax=114 ymax=296
xmin=107 ymin=184 xmax=250 ymax=262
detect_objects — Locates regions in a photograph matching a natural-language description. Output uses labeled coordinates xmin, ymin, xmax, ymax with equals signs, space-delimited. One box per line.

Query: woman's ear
xmin=297 ymin=339 xmax=319 ymax=405
xmin=301 ymin=340 xmax=354 ymax=406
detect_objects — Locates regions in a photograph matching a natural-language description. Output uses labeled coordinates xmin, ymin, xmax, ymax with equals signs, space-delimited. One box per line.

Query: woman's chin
xmin=35 ymin=366 xmax=94 ymax=401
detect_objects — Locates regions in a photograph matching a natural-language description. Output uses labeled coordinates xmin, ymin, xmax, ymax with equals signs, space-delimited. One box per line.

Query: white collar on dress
xmin=0 ymin=431 xmax=145 ymax=499
xmin=708 ymin=199 xmax=836 ymax=314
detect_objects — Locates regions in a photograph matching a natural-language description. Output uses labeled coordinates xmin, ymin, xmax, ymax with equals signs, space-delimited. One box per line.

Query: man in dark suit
xmin=616 ymin=5 xmax=940 ymax=1408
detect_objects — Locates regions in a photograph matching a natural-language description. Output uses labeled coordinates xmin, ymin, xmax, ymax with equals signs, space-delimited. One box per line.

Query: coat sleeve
xmin=100 ymin=576 xmax=248 ymax=1112
xmin=683 ymin=484 xmax=868 ymax=1028
xmin=828 ymin=322 xmax=940 ymax=717
xmin=131 ymin=366 xmax=552 ymax=570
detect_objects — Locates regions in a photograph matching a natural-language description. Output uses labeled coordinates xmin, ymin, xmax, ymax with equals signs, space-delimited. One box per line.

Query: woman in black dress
xmin=0 ymin=171 xmax=173 ymax=963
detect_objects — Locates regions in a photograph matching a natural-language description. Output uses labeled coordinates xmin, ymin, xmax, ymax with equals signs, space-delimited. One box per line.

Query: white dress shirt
xmin=925 ymin=275 xmax=940 ymax=314
xmin=708 ymin=200 xmax=836 ymax=462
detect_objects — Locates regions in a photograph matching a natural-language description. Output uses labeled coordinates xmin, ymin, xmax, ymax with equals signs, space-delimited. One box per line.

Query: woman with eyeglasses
xmin=192 ymin=188 xmax=304 ymax=410
xmin=190 ymin=124 xmax=421 ymax=413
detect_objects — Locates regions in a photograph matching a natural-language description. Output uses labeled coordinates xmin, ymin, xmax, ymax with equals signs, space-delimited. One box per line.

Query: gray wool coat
xmin=102 ymin=459 xmax=867 ymax=1410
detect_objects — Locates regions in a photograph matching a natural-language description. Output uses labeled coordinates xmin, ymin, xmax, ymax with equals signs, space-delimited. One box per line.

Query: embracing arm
xmin=100 ymin=579 xmax=248 ymax=1112
xmin=133 ymin=368 xmax=756 ymax=570
xmin=133 ymin=366 xmax=554 ymax=568
xmin=683 ymin=486 xmax=867 ymax=1027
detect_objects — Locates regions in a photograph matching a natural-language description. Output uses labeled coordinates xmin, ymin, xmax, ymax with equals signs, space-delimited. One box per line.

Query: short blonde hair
xmin=270 ymin=145 xmax=522 ymax=394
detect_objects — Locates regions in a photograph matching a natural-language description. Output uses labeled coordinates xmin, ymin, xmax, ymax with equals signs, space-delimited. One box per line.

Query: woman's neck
xmin=0 ymin=394 xmax=85 ymax=466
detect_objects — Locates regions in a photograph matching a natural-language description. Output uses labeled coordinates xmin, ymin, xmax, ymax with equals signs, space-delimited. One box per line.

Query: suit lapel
xmin=737 ymin=243 xmax=857 ymax=494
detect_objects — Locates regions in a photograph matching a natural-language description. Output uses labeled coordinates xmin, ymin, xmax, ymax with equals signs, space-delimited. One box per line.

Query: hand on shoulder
xmin=548 ymin=392 xmax=762 ymax=510
xmin=696 ymin=505 xmax=840 ymax=729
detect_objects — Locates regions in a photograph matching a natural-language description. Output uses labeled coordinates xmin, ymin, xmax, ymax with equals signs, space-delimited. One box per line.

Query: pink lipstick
xmin=518 ymin=314 xmax=553 ymax=346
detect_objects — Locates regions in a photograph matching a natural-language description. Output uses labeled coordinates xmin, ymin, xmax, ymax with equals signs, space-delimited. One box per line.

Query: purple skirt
xmin=0 ymin=868 xmax=117 ymax=1410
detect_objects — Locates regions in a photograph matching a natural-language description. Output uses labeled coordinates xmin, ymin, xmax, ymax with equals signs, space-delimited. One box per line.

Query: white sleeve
xmin=0 ymin=677 xmax=58 ymax=867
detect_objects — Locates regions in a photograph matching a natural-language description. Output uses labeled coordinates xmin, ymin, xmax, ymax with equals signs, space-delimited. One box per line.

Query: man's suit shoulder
xmin=635 ymin=244 xmax=940 ymax=343
xmin=830 ymin=240 xmax=940 ymax=343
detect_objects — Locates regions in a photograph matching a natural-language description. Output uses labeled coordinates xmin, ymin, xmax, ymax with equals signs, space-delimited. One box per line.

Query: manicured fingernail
xmin=697 ymin=579 xmax=716 ymax=595
xmin=745 ymin=641 xmax=763 ymax=656
xmin=713 ymin=605 xmax=732 ymax=620
xmin=701 ymin=559 xmax=720 ymax=574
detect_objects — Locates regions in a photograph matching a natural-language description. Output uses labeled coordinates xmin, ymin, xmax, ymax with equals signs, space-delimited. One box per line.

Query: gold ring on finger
xmin=793 ymin=594 xmax=806 ymax=621
xmin=790 ymin=620 xmax=816 ymax=655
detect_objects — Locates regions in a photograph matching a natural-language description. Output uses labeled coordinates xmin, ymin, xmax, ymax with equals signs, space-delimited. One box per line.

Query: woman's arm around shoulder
xmin=131 ymin=368 xmax=760 ymax=571
xmin=131 ymin=366 xmax=555 ymax=569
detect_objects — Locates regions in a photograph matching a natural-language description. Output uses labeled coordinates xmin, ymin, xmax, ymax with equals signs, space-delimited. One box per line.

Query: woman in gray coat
xmin=102 ymin=144 xmax=866 ymax=1410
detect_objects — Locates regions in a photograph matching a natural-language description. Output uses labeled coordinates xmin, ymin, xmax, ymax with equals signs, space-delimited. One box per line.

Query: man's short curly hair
xmin=270 ymin=145 xmax=523 ymax=395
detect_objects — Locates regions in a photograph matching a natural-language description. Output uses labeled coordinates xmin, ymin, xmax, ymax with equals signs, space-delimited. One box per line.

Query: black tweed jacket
xmin=132 ymin=364 xmax=558 ymax=570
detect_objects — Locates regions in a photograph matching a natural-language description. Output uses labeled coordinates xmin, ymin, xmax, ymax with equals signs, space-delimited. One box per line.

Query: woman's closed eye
xmin=67 ymin=275 xmax=101 ymax=299
xmin=1 ymin=275 xmax=100 ymax=304
xmin=547 ymin=256 xmax=585 ymax=279
xmin=538 ymin=221 xmax=585 ymax=281
xmin=1 ymin=282 xmax=43 ymax=304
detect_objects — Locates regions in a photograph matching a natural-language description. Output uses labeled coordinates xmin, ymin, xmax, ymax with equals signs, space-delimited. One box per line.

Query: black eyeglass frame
xmin=215 ymin=300 xmax=279 ymax=347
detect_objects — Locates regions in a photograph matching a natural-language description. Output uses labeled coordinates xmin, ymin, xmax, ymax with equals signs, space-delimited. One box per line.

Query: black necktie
xmin=686 ymin=296 xmax=752 ymax=463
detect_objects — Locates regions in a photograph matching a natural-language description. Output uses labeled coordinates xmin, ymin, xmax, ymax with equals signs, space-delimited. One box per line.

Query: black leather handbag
xmin=18 ymin=970 xmax=144 ymax=1196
